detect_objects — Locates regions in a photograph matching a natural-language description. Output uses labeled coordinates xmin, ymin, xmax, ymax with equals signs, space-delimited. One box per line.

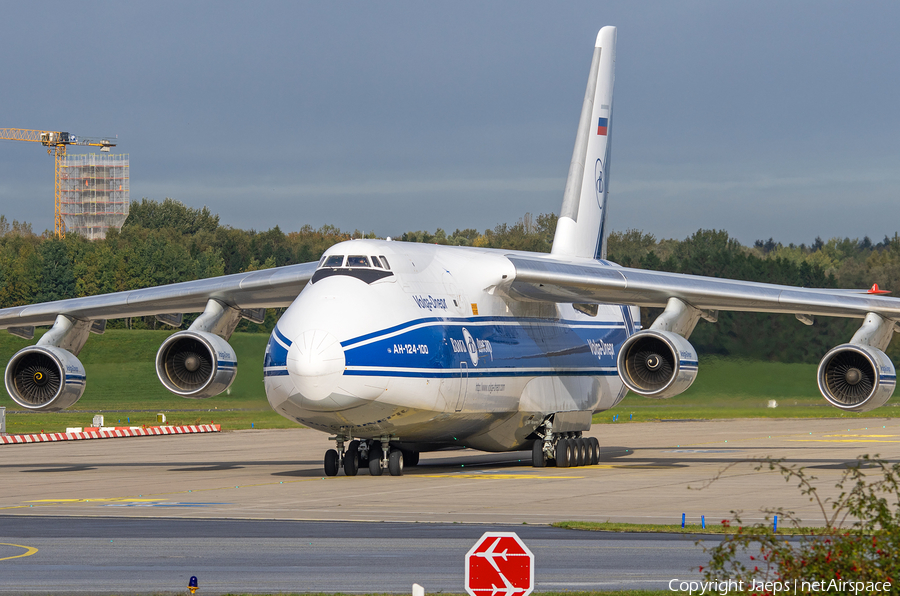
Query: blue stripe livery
xmin=265 ymin=317 xmax=634 ymax=380
xmin=264 ymin=325 xmax=291 ymax=369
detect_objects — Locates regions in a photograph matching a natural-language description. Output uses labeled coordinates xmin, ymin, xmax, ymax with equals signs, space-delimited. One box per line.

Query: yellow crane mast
xmin=0 ymin=128 xmax=116 ymax=238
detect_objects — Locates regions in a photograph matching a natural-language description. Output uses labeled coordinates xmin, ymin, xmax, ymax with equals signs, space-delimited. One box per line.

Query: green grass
xmin=553 ymin=520 xmax=812 ymax=536
xmin=594 ymin=355 xmax=899 ymax=424
xmin=1 ymin=331 xmax=896 ymax=435
xmin=0 ymin=329 xmax=291 ymax=434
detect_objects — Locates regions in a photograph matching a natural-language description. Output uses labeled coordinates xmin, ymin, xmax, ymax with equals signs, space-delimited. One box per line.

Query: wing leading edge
xmin=504 ymin=255 xmax=900 ymax=321
xmin=503 ymin=254 xmax=899 ymax=412
xmin=0 ymin=261 xmax=318 ymax=330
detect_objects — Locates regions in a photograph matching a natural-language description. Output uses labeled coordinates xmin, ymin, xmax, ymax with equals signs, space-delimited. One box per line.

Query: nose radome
xmin=286 ymin=329 xmax=346 ymax=401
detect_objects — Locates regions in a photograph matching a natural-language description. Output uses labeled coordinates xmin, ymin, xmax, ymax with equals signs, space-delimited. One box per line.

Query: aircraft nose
xmin=286 ymin=329 xmax=346 ymax=404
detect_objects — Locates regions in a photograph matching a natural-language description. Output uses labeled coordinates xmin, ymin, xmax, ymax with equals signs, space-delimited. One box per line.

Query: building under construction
xmin=59 ymin=153 xmax=129 ymax=240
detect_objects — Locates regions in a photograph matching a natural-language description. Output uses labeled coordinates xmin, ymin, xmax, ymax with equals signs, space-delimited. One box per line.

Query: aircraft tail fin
xmin=550 ymin=26 xmax=616 ymax=260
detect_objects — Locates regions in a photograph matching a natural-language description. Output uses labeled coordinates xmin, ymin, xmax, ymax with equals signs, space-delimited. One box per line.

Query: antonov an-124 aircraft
xmin=2 ymin=27 xmax=899 ymax=476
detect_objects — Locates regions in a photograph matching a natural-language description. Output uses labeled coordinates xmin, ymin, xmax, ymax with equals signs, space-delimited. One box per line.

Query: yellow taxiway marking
xmin=415 ymin=474 xmax=583 ymax=480
xmin=822 ymin=434 xmax=898 ymax=438
xmin=788 ymin=439 xmax=900 ymax=443
xmin=26 ymin=498 xmax=162 ymax=503
xmin=602 ymin=464 xmax=672 ymax=469
xmin=412 ymin=465 xmax=671 ymax=479
xmin=672 ymin=424 xmax=900 ymax=448
xmin=0 ymin=544 xmax=38 ymax=562
xmin=0 ymin=477 xmax=335 ymax=510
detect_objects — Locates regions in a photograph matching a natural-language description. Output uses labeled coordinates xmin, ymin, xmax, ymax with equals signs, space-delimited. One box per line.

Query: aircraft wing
xmin=0 ymin=261 xmax=317 ymax=330
xmin=505 ymin=255 xmax=900 ymax=320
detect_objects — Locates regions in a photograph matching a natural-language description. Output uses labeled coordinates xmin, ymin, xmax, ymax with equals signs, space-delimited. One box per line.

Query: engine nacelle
xmin=4 ymin=346 xmax=86 ymax=411
xmin=617 ymin=329 xmax=698 ymax=398
xmin=817 ymin=344 xmax=895 ymax=412
xmin=156 ymin=331 xmax=237 ymax=398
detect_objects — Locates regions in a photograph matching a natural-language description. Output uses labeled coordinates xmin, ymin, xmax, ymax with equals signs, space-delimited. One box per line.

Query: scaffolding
xmin=60 ymin=153 xmax=129 ymax=240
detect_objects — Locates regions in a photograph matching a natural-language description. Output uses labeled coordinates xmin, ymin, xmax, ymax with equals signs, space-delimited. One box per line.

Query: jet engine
xmin=817 ymin=344 xmax=896 ymax=412
xmin=156 ymin=330 xmax=237 ymax=398
xmin=617 ymin=329 xmax=698 ymax=398
xmin=4 ymin=346 xmax=86 ymax=411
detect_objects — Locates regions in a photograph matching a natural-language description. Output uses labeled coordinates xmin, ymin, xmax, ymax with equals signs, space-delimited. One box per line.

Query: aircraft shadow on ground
xmin=7 ymin=460 xmax=317 ymax=473
xmin=19 ymin=466 xmax=98 ymax=473
xmin=806 ymin=461 xmax=897 ymax=470
xmin=272 ymin=446 xmax=639 ymax=477
xmin=168 ymin=464 xmax=246 ymax=472
xmin=9 ymin=449 xmax=885 ymax=477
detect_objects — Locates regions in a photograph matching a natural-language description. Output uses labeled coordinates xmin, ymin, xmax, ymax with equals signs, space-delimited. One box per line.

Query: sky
xmin=1 ymin=1 xmax=899 ymax=246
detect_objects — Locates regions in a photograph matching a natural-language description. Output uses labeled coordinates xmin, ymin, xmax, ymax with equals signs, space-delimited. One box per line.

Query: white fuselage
xmin=263 ymin=240 xmax=638 ymax=452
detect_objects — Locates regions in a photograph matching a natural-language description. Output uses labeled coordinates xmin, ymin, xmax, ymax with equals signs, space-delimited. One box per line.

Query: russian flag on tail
xmin=597 ymin=117 xmax=608 ymax=135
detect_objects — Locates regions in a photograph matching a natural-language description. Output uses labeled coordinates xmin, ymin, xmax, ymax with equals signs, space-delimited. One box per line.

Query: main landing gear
xmin=324 ymin=436 xmax=417 ymax=477
xmin=532 ymin=433 xmax=599 ymax=467
xmin=531 ymin=420 xmax=600 ymax=468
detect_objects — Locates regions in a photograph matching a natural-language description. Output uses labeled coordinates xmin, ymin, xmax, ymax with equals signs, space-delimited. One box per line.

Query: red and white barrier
xmin=0 ymin=424 xmax=221 ymax=444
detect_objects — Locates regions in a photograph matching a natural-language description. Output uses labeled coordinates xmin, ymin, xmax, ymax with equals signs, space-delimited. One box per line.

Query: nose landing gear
xmin=323 ymin=435 xmax=405 ymax=476
xmin=368 ymin=443 xmax=384 ymax=476
xmin=343 ymin=440 xmax=360 ymax=476
xmin=324 ymin=434 xmax=362 ymax=477
xmin=388 ymin=449 xmax=404 ymax=476
xmin=324 ymin=448 xmax=340 ymax=476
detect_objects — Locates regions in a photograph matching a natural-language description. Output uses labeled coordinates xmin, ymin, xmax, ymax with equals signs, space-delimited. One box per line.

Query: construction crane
xmin=0 ymin=128 xmax=116 ymax=238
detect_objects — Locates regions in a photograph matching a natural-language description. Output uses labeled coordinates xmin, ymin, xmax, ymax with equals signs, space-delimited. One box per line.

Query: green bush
xmin=700 ymin=456 xmax=899 ymax=594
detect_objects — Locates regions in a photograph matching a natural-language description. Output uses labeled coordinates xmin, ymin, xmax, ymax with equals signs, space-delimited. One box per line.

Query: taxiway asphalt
xmin=0 ymin=418 xmax=897 ymax=594
xmin=1 ymin=418 xmax=897 ymax=525
xmin=0 ymin=517 xmax=714 ymax=594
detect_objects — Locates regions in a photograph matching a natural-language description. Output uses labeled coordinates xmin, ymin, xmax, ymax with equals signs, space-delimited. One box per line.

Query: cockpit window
xmin=379 ymin=255 xmax=391 ymax=269
xmin=346 ymin=255 xmax=370 ymax=267
xmin=371 ymin=256 xmax=382 ymax=268
xmin=323 ymin=255 xmax=344 ymax=268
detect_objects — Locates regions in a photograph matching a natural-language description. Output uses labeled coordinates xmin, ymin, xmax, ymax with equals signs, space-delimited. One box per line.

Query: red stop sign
xmin=465 ymin=532 xmax=534 ymax=596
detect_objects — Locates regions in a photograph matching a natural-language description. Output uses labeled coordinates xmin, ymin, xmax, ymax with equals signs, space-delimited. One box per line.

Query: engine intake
xmin=156 ymin=331 xmax=237 ymax=398
xmin=817 ymin=344 xmax=895 ymax=412
xmin=4 ymin=346 xmax=86 ymax=411
xmin=617 ymin=330 xmax=698 ymax=398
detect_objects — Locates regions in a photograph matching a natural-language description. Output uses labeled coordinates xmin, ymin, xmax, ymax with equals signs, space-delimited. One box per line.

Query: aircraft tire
xmin=403 ymin=450 xmax=419 ymax=467
xmin=568 ymin=439 xmax=579 ymax=467
xmin=343 ymin=440 xmax=360 ymax=477
xmin=574 ymin=438 xmax=586 ymax=466
xmin=589 ymin=437 xmax=600 ymax=465
xmin=555 ymin=439 xmax=570 ymax=468
xmin=532 ymin=440 xmax=546 ymax=467
xmin=369 ymin=446 xmax=384 ymax=476
xmin=324 ymin=449 xmax=340 ymax=476
xmin=388 ymin=450 xmax=404 ymax=476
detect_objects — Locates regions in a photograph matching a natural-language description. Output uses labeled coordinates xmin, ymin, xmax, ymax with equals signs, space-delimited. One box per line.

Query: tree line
xmin=1 ymin=199 xmax=899 ymax=362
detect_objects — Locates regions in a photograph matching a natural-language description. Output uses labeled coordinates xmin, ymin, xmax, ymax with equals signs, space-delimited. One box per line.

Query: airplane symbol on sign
xmin=466 ymin=531 xmax=534 ymax=596
xmin=474 ymin=536 xmax=522 ymax=596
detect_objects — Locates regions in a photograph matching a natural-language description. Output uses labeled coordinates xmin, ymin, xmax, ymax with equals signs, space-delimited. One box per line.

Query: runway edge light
xmin=188 ymin=575 xmax=198 ymax=594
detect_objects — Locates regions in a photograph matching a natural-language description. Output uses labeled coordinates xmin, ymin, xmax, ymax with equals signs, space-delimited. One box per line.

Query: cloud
xmin=139 ymin=176 xmax=562 ymax=201
xmin=615 ymin=167 xmax=900 ymax=196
